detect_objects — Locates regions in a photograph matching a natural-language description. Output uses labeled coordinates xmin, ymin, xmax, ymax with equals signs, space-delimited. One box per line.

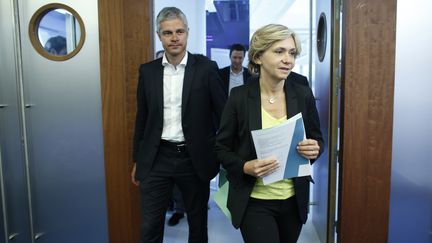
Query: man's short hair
xmin=156 ymin=7 xmax=188 ymax=33
xmin=229 ymin=43 xmax=246 ymax=57
xmin=44 ymin=35 xmax=67 ymax=55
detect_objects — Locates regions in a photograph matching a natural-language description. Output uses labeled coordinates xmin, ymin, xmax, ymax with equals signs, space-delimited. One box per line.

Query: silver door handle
xmin=9 ymin=232 xmax=19 ymax=240
xmin=0 ymin=104 xmax=8 ymax=108
xmin=24 ymin=104 xmax=34 ymax=108
xmin=35 ymin=232 xmax=45 ymax=239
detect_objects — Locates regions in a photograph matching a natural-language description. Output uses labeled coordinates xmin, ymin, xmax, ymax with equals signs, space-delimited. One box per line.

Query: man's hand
xmin=131 ymin=163 xmax=139 ymax=186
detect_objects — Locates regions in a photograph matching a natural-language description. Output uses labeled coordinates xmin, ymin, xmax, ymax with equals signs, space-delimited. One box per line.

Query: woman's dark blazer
xmin=215 ymin=72 xmax=324 ymax=228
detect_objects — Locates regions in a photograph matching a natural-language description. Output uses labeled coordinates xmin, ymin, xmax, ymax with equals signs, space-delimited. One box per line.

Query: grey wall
xmin=388 ymin=0 xmax=432 ymax=242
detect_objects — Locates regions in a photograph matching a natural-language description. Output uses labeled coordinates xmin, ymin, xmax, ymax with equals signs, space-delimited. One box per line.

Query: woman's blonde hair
xmin=248 ymin=24 xmax=301 ymax=75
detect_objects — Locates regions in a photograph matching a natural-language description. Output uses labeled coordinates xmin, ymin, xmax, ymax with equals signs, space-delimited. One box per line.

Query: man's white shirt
xmin=228 ymin=67 xmax=244 ymax=95
xmin=161 ymin=53 xmax=188 ymax=142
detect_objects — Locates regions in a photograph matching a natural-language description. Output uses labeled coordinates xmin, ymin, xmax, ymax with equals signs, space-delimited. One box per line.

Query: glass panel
xmin=37 ymin=8 xmax=81 ymax=56
xmin=317 ymin=13 xmax=327 ymax=62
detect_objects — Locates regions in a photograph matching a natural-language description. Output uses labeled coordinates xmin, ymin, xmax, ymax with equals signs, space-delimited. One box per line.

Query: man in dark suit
xmin=131 ymin=7 xmax=226 ymax=243
xmin=218 ymin=44 xmax=251 ymax=96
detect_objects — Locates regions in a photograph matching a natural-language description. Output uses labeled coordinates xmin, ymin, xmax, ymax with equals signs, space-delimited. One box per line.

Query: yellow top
xmin=250 ymin=107 xmax=295 ymax=200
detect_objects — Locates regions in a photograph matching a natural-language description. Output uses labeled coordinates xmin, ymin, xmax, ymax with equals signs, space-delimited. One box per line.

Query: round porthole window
xmin=317 ymin=12 xmax=327 ymax=62
xmin=28 ymin=3 xmax=85 ymax=61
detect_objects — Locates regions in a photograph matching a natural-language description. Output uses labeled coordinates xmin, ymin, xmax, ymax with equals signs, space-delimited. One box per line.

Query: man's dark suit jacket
xmin=133 ymin=53 xmax=226 ymax=182
xmin=218 ymin=66 xmax=251 ymax=95
xmin=215 ymin=72 xmax=324 ymax=228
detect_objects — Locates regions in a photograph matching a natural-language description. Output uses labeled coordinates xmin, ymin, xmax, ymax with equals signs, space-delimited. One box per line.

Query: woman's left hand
xmin=297 ymin=139 xmax=320 ymax=159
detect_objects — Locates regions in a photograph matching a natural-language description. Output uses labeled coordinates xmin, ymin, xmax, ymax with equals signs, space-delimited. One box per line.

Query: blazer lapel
xmin=285 ymin=79 xmax=299 ymax=119
xmin=248 ymin=77 xmax=262 ymax=131
xmin=155 ymin=60 xmax=164 ymax=116
xmin=247 ymin=78 xmax=261 ymax=158
xmin=182 ymin=53 xmax=195 ymax=116
xmin=243 ymin=68 xmax=249 ymax=85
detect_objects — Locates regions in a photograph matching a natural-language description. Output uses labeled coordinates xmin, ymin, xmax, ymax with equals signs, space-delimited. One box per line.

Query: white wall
xmin=154 ymin=0 xmax=206 ymax=55
xmin=249 ymin=0 xmax=309 ymax=36
xmin=250 ymin=0 xmax=311 ymax=76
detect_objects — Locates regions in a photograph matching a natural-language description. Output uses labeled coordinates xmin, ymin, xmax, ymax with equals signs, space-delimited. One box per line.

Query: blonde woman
xmin=215 ymin=24 xmax=324 ymax=243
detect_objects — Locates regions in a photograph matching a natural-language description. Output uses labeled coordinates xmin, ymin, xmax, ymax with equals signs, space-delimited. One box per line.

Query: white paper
xmin=251 ymin=113 xmax=311 ymax=185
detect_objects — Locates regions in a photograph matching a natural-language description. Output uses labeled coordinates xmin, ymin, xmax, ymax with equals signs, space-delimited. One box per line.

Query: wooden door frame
xmin=99 ymin=0 xmax=154 ymax=242
xmin=338 ymin=0 xmax=396 ymax=242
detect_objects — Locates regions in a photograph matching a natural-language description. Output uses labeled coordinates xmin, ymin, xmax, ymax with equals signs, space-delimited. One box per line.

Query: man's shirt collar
xmin=162 ymin=52 xmax=188 ymax=68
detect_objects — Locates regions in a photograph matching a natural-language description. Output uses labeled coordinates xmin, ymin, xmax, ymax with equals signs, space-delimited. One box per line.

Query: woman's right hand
xmin=243 ymin=158 xmax=279 ymax=178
